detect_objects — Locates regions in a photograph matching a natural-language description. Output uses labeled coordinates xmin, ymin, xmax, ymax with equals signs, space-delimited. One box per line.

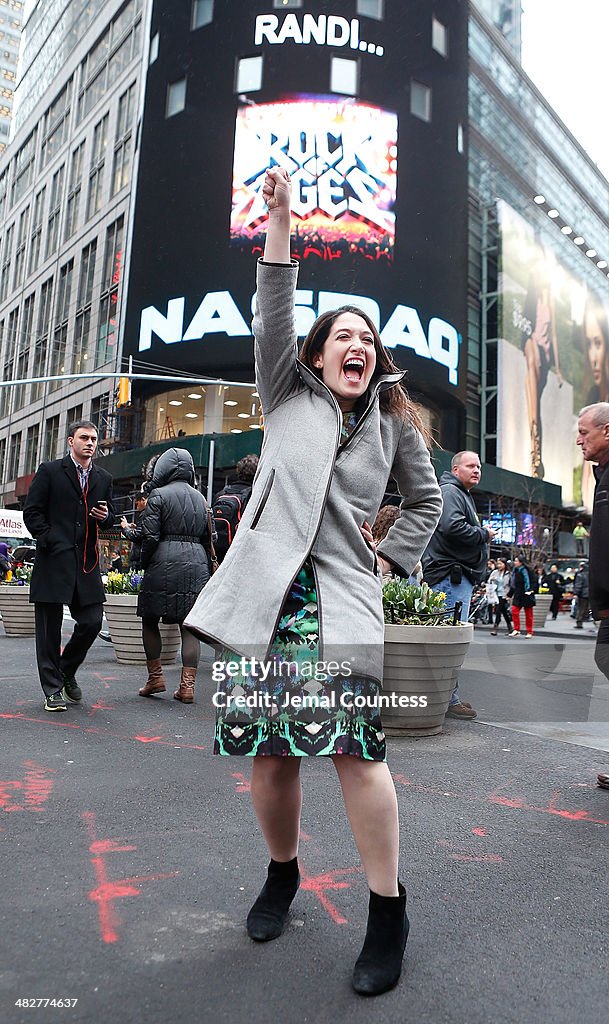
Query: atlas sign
xmin=254 ymin=13 xmax=384 ymax=56
xmin=138 ymin=289 xmax=460 ymax=386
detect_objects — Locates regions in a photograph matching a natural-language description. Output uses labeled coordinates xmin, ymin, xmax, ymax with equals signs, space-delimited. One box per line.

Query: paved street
xmin=1 ymin=617 xmax=609 ymax=1024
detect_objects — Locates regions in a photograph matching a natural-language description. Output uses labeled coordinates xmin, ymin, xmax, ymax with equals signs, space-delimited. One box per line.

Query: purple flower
xmin=130 ymin=574 xmax=142 ymax=588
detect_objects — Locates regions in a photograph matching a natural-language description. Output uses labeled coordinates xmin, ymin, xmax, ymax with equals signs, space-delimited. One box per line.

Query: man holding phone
xmin=24 ymin=420 xmax=114 ymax=711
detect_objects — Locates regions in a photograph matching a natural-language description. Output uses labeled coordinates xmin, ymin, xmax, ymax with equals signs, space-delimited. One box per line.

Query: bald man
xmin=422 ymin=451 xmax=493 ymax=720
xmin=576 ymin=402 xmax=609 ymax=790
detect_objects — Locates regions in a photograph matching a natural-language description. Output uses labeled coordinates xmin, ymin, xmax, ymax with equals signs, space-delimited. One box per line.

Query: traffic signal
xmin=117 ymin=376 xmax=131 ymax=407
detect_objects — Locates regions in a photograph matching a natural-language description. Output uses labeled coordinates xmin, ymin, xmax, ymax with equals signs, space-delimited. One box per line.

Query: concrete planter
xmin=0 ymin=585 xmax=36 ymax=637
xmin=382 ymin=622 xmax=474 ymax=737
xmin=104 ymin=593 xmax=180 ymax=665
xmin=532 ymin=593 xmax=552 ymax=630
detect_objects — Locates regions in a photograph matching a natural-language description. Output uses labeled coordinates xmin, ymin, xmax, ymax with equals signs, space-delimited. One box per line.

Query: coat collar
xmin=296 ymin=358 xmax=405 ymax=410
xmin=61 ymin=454 xmax=97 ymax=496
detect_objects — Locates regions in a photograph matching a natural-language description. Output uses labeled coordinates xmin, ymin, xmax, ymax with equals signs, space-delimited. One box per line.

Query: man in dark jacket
xmin=542 ymin=564 xmax=565 ymax=620
xmin=212 ymin=453 xmax=258 ymax=563
xmin=23 ymin=420 xmax=114 ymax=712
xmin=422 ymin=451 xmax=493 ymax=720
xmin=577 ymin=402 xmax=609 ymax=789
xmin=120 ymin=492 xmax=147 ymax=570
xmin=573 ymin=562 xmax=590 ymax=628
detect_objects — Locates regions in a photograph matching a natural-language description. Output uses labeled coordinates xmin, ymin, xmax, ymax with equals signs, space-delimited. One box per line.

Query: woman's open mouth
xmin=342 ymin=357 xmax=365 ymax=383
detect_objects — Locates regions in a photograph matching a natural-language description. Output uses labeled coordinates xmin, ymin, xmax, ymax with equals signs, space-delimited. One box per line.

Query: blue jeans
xmin=432 ymin=576 xmax=473 ymax=706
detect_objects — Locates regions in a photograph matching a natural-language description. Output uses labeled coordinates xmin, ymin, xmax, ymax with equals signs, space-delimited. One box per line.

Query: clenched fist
xmin=262 ymin=166 xmax=292 ymax=212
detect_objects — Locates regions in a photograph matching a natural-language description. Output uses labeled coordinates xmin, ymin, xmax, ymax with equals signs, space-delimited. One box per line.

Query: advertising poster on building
xmin=496 ymin=200 xmax=609 ymax=507
xmin=231 ymin=99 xmax=397 ymax=264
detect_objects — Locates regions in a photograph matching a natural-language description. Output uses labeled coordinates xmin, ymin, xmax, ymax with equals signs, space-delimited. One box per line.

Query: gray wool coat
xmin=184 ymin=261 xmax=442 ymax=681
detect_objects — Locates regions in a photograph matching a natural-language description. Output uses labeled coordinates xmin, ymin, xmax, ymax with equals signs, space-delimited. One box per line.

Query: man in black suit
xmin=23 ymin=420 xmax=114 ymax=712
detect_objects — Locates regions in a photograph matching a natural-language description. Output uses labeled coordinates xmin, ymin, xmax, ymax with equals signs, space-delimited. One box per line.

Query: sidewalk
xmin=1 ymin=629 xmax=608 ymax=1024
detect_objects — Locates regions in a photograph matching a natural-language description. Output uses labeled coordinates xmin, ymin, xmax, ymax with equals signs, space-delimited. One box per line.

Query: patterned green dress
xmin=214 ymin=412 xmax=386 ymax=761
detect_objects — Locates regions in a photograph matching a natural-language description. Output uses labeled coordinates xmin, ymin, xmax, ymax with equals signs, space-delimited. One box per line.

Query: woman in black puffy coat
xmin=137 ymin=447 xmax=211 ymax=703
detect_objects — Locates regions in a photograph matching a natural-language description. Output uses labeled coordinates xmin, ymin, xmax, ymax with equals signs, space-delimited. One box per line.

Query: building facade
xmin=0 ymin=0 xmax=24 ymax=153
xmin=0 ymin=0 xmax=143 ymax=508
xmin=0 ymin=0 xmax=608 ymax=546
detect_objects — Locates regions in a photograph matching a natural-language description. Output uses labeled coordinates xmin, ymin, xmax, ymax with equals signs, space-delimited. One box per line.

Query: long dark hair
xmin=299 ymin=305 xmax=431 ymax=445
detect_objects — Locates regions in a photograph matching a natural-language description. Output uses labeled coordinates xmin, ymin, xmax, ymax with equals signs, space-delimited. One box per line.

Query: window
xmin=72 ymin=239 xmax=96 ymax=374
xmin=86 ymin=114 xmax=108 ymax=220
xmin=77 ymin=1 xmax=143 ymax=124
xmin=41 ymin=79 xmax=72 ymax=169
xmin=25 ymin=423 xmax=39 ymax=474
xmin=235 ymin=57 xmax=262 ymax=94
xmin=0 ymin=438 xmax=5 ymax=483
xmin=0 ymin=316 xmax=10 ymax=418
xmin=411 ymin=80 xmax=431 ymax=122
xmin=27 ymin=186 xmax=45 ymax=276
xmin=14 ymin=294 xmax=33 ymax=411
xmin=356 ymin=0 xmax=384 ymax=17
xmin=0 ymin=221 xmax=13 ymax=303
xmin=43 ymin=414 xmax=60 ymax=461
xmin=45 ymin=164 xmax=65 ymax=259
xmin=77 ymin=239 xmax=97 ymax=307
xmin=112 ymin=83 xmax=135 ymax=195
xmin=0 ymin=167 xmax=7 ymax=226
xmin=13 ymin=203 xmax=29 ymax=289
xmin=149 ymin=32 xmax=159 ymax=64
xmin=10 ymin=129 xmax=36 ymax=207
xmin=91 ymin=393 xmax=111 ymax=441
xmin=67 ymin=404 xmax=83 ymax=428
xmin=49 ymin=259 xmax=73 ymax=392
xmin=432 ymin=16 xmax=448 ymax=57
xmin=166 ymin=78 xmax=186 ymax=118
xmin=330 ymin=57 xmax=359 ymax=96
xmin=7 ymin=430 xmax=21 ymax=480
xmin=64 ymin=141 xmax=85 ymax=241
xmin=96 ymin=217 xmax=123 ymax=367
xmin=31 ymin=276 xmax=53 ymax=403
xmin=192 ymin=0 xmax=214 ymax=27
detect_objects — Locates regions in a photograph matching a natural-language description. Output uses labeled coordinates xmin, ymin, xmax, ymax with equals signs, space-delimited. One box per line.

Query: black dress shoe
xmin=98 ymin=631 xmax=113 ymax=643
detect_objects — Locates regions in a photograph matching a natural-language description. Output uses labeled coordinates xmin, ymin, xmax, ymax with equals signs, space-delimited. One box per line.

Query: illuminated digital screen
xmin=482 ymin=513 xmax=516 ymax=544
xmin=230 ymin=98 xmax=397 ymax=264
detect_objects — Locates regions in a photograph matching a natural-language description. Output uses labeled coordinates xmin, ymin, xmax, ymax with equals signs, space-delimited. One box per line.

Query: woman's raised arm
xmin=262 ymin=167 xmax=292 ymax=264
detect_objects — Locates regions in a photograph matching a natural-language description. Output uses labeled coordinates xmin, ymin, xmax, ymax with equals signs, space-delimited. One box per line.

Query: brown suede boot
xmin=174 ymin=666 xmax=196 ymax=703
xmin=138 ymin=658 xmax=166 ymax=697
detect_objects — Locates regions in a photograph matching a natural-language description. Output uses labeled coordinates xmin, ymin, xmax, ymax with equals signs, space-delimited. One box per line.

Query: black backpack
xmin=212 ymin=486 xmax=252 ymax=561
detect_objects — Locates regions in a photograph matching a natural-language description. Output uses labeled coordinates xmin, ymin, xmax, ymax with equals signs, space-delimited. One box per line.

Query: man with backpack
xmin=212 ymin=454 xmax=258 ymax=563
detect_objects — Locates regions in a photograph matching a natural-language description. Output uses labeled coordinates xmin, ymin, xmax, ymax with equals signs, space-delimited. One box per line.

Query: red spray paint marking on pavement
xmin=436 ymin=838 xmax=504 ymax=864
xmin=82 ymin=811 xmax=177 ymax=944
xmin=488 ymin=788 xmax=609 ymax=826
xmin=0 ymin=760 xmax=55 ymax=812
xmin=472 ymin=827 xmax=487 ymax=836
xmin=299 ymin=866 xmax=362 ymax=925
xmin=0 ymin=712 xmax=206 ymax=750
xmin=231 ymin=771 xmax=251 ymax=793
xmin=87 ymin=700 xmax=115 ymax=715
xmin=391 ymin=771 xmax=609 ymax=828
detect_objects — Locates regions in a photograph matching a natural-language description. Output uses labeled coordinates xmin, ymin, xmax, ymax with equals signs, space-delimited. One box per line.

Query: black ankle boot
xmin=352 ymin=882 xmax=409 ymax=996
xmin=246 ymin=857 xmax=300 ymax=942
